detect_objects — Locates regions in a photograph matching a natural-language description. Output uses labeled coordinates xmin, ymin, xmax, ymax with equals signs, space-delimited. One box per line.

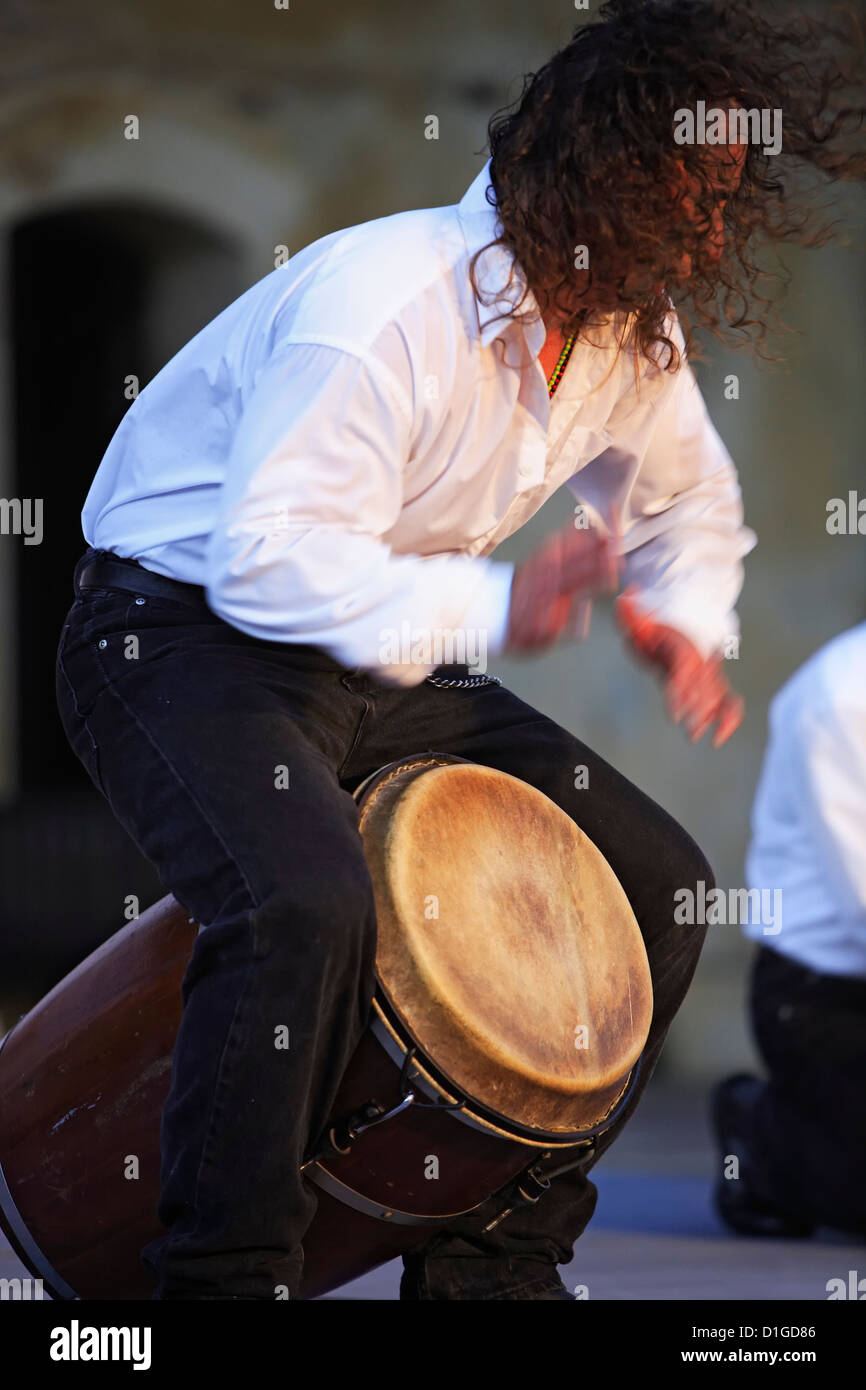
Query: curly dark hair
xmin=472 ymin=0 xmax=866 ymax=372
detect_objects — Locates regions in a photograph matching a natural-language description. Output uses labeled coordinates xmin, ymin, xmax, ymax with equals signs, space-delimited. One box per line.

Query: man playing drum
xmin=55 ymin=0 xmax=862 ymax=1299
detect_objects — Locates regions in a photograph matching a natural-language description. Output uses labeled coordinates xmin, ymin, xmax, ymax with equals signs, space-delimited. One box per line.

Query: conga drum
xmin=0 ymin=754 xmax=653 ymax=1300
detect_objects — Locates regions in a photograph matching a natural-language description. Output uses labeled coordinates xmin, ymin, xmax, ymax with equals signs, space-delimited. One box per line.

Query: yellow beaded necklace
xmin=547 ymin=332 xmax=576 ymax=396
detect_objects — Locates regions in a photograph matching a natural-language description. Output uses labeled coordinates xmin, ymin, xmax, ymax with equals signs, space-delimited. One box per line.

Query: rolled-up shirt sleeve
xmin=204 ymin=341 xmax=514 ymax=685
xmin=621 ymin=357 xmax=756 ymax=656
xmin=568 ymin=321 xmax=756 ymax=660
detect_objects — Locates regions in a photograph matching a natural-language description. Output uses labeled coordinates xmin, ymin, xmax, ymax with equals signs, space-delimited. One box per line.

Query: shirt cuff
xmin=459 ymin=561 xmax=514 ymax=669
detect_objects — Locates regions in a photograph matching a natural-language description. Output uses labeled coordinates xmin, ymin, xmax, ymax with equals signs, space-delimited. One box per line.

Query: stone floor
xmin=2 ymin=1081 xmax=862 ymax=1301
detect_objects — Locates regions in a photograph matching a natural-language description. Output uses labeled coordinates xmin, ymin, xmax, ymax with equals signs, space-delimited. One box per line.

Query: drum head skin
xmin=358 ymin=758 xmax=653 ymax=1136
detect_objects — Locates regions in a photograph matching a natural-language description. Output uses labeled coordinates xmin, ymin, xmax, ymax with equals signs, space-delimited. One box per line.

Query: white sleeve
xmin=204 ymin=341 xmax=514 ymax=686
xmin=567 ymin=328 xmax=756 ymax=659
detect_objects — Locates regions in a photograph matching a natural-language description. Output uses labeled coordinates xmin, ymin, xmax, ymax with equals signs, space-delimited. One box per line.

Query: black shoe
xmin=152 ymin=1284 xmax=273 ymax=1295
xmin=400 ymin=1254 xmax=575 ymax=1301
xmin=711 ymin=1073 xmax=815 ymax=1239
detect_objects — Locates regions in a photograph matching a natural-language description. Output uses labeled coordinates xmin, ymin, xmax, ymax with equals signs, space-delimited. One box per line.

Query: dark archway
xmin=10 ymin=201 xmax=242 ymax=791
xmin=1 ymin=204 xmax=242 ymax=996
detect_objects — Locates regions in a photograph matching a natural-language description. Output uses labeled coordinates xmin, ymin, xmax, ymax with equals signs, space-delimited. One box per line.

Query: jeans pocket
xmin=56 ymin=602 xmax=118 ymax=798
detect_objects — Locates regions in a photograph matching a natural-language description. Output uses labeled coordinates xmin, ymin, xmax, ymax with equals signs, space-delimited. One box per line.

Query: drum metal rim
xmin=0 ymin=1024 xmax=80 ymax=1301
xmin=370 ymin=998 xmax=631 ymax=1149
xmin=356 ymin=757 xmax=637 ymax=1147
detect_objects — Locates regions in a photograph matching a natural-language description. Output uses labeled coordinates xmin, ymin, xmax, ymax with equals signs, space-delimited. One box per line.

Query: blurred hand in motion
xmin=505 ymin=517 xmax=620 ymax=654
xmin=615 ymin=585 xmax=744 ymax=747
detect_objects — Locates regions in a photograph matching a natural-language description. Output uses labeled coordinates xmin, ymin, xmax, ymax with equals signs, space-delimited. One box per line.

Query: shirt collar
xmin=456 ymin=158 xmax=546 ymax=359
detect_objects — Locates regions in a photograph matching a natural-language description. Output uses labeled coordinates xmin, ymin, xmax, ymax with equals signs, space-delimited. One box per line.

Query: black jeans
xmin=747 ymin=945 xmax=866 ymax=1236
xmin=55 ymin=547 xmax=711 ymax=1299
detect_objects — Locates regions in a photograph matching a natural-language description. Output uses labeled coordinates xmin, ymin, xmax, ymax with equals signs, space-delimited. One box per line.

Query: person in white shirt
xmin=713 ymin=624 xmax=866 ymax=1240
xmin=54 ymin=0 xmax=861 ymax=1299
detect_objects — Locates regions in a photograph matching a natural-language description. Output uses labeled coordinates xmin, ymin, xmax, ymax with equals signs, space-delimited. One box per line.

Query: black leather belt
xmin=75 ymin=552 xmax=504 ymax=686
xmin=76 ymin=553 xmax=208 ymax=608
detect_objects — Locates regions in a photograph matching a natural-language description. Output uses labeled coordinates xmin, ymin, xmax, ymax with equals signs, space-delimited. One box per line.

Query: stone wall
xmin=0 ymin=0 xmax=862 ymax=1077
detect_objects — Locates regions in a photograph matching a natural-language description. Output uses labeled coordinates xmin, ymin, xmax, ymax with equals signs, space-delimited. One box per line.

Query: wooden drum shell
xmin=0 ymin=894 xmax=533 ymax=1300
xmin=0 ymin=754 xmax=652 ymax=1300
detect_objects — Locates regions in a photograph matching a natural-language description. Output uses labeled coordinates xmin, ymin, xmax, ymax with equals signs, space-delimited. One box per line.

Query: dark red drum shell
xmin=0 ymin=752 xmax=649 ymax=1300
xmin=0 ymin=894 xmax=532 ymax=1301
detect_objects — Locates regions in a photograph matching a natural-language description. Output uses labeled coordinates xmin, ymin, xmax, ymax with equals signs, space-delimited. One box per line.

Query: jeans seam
xmin=181 ymin=952 xmax=260 ymax=1238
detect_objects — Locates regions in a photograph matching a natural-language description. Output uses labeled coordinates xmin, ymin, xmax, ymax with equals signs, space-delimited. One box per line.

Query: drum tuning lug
xmin=329 ymin=1102 xmax=383 ymax=1154
xmin=351 ymin=1091 xmax=416 ymax=1136
xmin=516 ymin=1167 xmax=552 ymax=1205
xmin=305 ymin=1092 xmax=418 ymax=1166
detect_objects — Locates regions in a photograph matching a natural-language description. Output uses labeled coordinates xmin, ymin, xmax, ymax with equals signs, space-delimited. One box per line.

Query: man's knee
xmin=665 ymin=819 xmax=716 ymax=899
xmin=619 ymin=807 xmax=713 ymax=992
xmin=616 ymin=792 xmax=714 ymax=906
xmin=254 ymin=845 xmax=376 ymax=959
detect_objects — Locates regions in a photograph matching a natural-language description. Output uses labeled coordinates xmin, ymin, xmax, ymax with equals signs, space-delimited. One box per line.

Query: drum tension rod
xmin=302 ymin=1048 xmax=464 ymax=1168
xmin=351 ymin=1092 xmax=417 ymax=1151
xmin=482 ymin=1056 xmax=646 ymax=1230
xmin=301 ymin=1093 xmax=416 ymax=1167
xmin=483 ymin=1139 xmax=598 ymax=1232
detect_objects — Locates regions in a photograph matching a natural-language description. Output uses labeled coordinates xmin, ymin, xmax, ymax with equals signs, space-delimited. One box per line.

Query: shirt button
xmin=134 ymin=596 xmax=146 ymax=605
xmin=97 ymin=639 xmax=108 ymax=649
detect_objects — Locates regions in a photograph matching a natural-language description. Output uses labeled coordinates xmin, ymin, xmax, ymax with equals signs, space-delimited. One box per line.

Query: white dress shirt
xmin=744 ymin=624 xmax=866 ymax=978
xmin=82 ymin=158 xmax=756 ymax=685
